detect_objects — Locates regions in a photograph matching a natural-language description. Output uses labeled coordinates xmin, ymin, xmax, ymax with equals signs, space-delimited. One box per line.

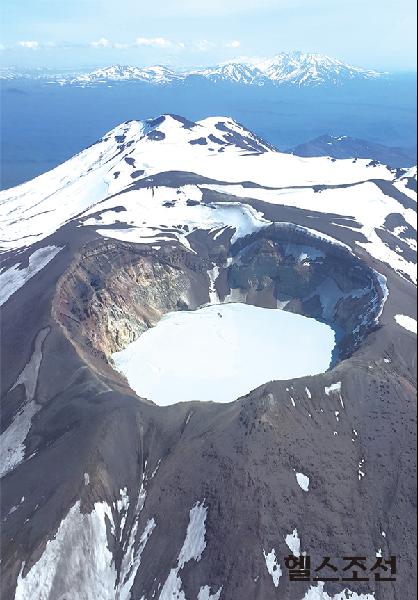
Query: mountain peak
xmin=102 ymin=114 xmax=275 ymax=157
xmin=242 ymin=51 xmax=380 ymax=85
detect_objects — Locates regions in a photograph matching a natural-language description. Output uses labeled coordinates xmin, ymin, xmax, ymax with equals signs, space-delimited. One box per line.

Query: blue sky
xmin=1 ymin=0 xmax=417 ymax=71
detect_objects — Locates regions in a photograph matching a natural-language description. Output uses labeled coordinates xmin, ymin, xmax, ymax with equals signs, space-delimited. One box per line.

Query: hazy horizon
xmin=1 ymin=57 xmax=418 ymax=75
xmin=1 ymin=0 xmax=416 ymax=72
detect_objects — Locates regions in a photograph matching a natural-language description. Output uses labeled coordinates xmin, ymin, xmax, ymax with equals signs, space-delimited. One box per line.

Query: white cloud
xmin=195 ymin=40 xmax=216 ymax=52
xmin=135 ymin=37 xmax=173 ymax=48
xmin=90 ymin=38 xmax=129 ymax=50
xmin=18 ymin=41 xmax=39 ymax=50
xmin=90 ymin=37 xmax=112 ymax=48
xmin=226 ymin=40 xmax=241 ymax=48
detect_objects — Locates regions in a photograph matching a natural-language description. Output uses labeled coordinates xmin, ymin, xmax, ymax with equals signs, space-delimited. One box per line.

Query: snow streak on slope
xmin=285 ymin=529 xmax=301 ymax=557
xmin=0 ymin=246 xmax=62 ymax=306
xmin=263 ymin=549 xmax=282 ymax=587
xmin=15 ymin=501 xmax=117 ymax=600
xmin=15 ymin=486 xmax=156 ymax=600
xmin=118 ymin=517 xmax=156 ymax=600
xmin=0 ymin=329 xmax=49 ymax=478
xmin=395 ymin=314 xmax=417 ymax=334
xmin=177 ymin=502 xmax=208 ymax=568
xmin=158 ymin=501 xmax=221 ymax=600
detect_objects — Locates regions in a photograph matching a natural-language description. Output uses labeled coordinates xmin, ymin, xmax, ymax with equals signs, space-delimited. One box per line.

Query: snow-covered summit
xmin=249 ymin=51 xmax=381 ymax=86
xmin=199 ymin=52 xmax=381 ymax=86
xmin=0 ymin=114 xmax=415 ymax=282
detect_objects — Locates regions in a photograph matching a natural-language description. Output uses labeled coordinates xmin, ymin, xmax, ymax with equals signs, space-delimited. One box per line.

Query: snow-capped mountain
xmin=1 ymin=115 xmax=416 ymax=600
xmin=191 ymin=62 xmax=262 ymax=85
xmin=7 ymin=52 xmax=383 ymax=87
xmin=57 ymin=64 xmax=182 ymax=86
xmin=0 ymin=114 xmax=415 ymax=280
xmin=199 ymin=52 xmax=381 ymax=86
xmin=253 ymin=51 xmax=380 ymax=85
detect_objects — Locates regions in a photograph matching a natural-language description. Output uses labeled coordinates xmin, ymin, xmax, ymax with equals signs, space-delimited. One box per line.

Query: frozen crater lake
xmin=113 ymin=303 xmax=336 ymax=405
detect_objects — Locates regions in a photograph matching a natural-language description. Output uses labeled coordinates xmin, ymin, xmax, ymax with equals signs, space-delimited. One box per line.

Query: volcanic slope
xmin=0 ymin=114 xmax=416 ymax=600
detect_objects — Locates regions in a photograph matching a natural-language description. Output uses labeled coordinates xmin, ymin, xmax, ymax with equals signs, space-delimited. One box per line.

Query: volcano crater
xmin=54 ymin=224 xmax=387 ymax=403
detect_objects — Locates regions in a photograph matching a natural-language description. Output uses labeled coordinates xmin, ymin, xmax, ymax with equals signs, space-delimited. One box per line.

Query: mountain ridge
xmin=1 ymin=52 xmax=384 ymax=87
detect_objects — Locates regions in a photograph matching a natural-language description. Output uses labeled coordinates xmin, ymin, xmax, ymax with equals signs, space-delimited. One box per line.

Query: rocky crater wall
xmin=53 ymin=226 xmax=386 ymax=384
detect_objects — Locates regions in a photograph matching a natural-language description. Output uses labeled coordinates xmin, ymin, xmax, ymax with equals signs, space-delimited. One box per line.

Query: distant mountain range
xmin=0 ymin=52 xmax=384 ymax=87
xmin=288 ymin=135 xmax=417 ymax=168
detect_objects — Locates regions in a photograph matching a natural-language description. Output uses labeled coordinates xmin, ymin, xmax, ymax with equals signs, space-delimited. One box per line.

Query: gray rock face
xmin=0 ymin=118 xmax=416 ymax=600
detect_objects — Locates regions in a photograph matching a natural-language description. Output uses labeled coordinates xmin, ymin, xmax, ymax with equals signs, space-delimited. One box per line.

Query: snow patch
xmin=296 ymin=472 xmax=310 ymax=492
xmin=197 ymin=586 xmax=223 ymax=600
xmin=0 ymin=246 xmax=62 ymax=306
xmin=285 ymin=529 xmax=301 ymax=557
xmin=302 ymin=582 xmax=375 ymax=599
xmin=325 ymin=382 xmax=342 ymax=395
xmin=207 ymin=265 xmax=220 ymax=304
xmin=159 ymin=501 xmax=211 ymax=600
xmin=0 ymin=328 xmax=48 ymax=477
xmin=15 ymin=501 xmax=117 ymax=600
xmin=358 ymin=459 xmax=366 ymax=481
xmin=395 ymin=314 xmax=417 ymax=334
xmin=325 ymin=382 xmax=344 ymax=408
xmin=178 ymin=502 xmax=208 ymax=568
xmin=118 ymin=518 xmax=156 ymax=600
xmin=263 ymin=548 xmax=282 ymax=587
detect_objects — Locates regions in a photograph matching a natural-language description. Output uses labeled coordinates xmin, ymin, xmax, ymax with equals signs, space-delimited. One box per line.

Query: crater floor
xmin=112 ymin=303 xmax=336 ymax=405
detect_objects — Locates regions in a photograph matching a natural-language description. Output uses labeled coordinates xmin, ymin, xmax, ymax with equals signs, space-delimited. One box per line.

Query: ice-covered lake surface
xmin=113 ymin=303 xmax=336 ymax=406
